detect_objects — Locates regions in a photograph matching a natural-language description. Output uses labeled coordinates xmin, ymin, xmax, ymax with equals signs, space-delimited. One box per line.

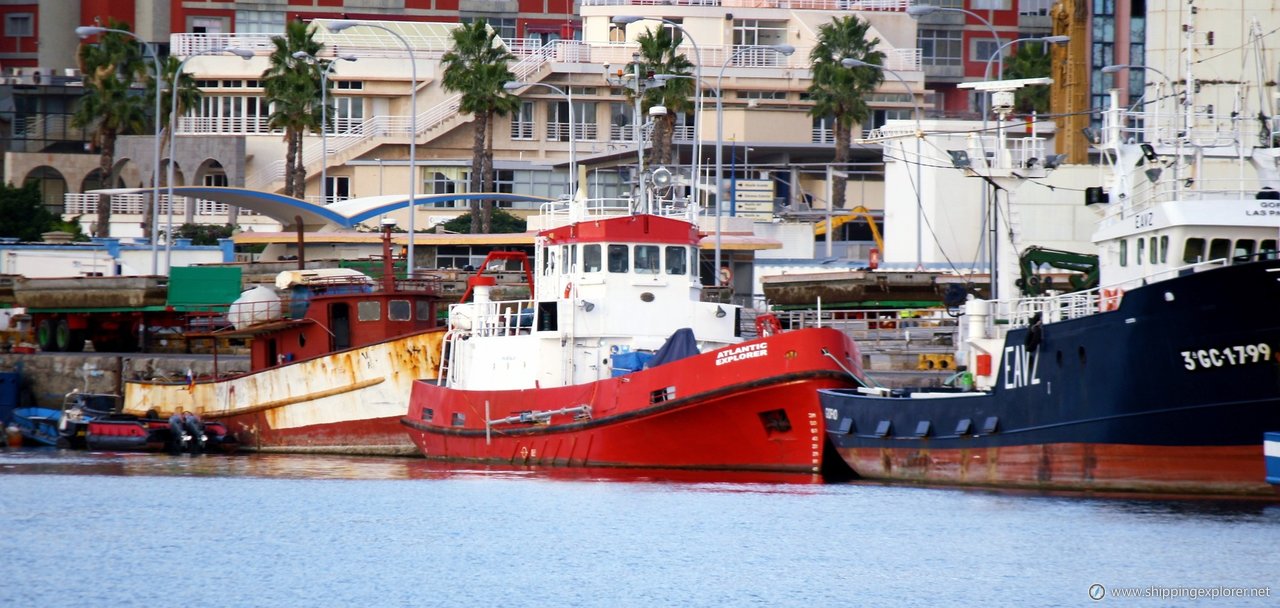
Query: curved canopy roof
xmin=89 ymin=187 xmax=556 ymax=230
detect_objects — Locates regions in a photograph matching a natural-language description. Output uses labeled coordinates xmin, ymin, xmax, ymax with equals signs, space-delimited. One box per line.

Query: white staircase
xmin=247 ymin=46 xmax=557 ymax=194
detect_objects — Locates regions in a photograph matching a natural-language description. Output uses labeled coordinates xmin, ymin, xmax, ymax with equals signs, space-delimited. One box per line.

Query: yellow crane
xmin=1050 ymin=0 xmax=1090 ymax=163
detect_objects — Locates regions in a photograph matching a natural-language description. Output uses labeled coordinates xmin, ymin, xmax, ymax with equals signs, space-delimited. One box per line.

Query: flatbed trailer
xmin=15 ymin=267 xmax=242 ymax=353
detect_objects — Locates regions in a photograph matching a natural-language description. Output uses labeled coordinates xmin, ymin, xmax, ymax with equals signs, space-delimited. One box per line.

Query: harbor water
xmin=1 ymin=449 xmax=1276 ymax=607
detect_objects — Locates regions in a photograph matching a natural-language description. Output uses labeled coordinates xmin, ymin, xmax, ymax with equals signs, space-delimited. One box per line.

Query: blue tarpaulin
xmin=646 ymin=328 xmax=700 ymax=369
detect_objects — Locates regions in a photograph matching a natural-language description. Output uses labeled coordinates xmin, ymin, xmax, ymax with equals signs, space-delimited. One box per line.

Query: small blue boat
xmin=11 ymin=406 xmax=62 ymax=446
xmin=1267 ymin=433 xmax=1280 ymax=488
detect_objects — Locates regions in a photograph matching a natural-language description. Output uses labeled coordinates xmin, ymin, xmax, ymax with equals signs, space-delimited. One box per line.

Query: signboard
xmin=732 ymin=179 xmax=775 ymax=221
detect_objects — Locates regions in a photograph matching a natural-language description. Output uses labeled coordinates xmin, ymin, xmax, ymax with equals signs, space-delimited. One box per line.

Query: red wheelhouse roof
xmin=539 ymin=214 xmax=700 ymax=246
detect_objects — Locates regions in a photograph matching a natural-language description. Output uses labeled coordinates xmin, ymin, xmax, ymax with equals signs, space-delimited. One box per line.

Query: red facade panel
xmin=80 ymin=0 xmax=135 ymax=29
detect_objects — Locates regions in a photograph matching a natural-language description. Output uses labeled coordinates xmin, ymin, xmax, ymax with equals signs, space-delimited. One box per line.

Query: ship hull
xmin=821 ymin=259 xmax=1280 ymax=497
xmin=124 ymin=330 xmax=445 ymax=456
xmin=403 ymin=328 xmax=861 ymax=473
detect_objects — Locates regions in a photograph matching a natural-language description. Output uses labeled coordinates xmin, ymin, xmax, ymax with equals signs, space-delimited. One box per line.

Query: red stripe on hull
xmin=404 ymin=328 xmax=863 ymax=472
xmin=220 ymin=413 xmax=418 ymax=456
xmin=838 ymin=443 xmax=1274 ymax=498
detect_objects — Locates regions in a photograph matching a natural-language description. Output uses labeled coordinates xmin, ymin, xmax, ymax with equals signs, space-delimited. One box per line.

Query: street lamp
xmin=504 ymin=81 xmax=576 ymax=197
xmin=613 ymin=16 xmax=703 ymax=210
xmin=842 ymin=58 xmax=924 ymax=270
xmin=167 ymin=47 xmax=253 ymax=271
xmin=75 ymin=25 xmax=163 ymax=274
xmin=713 ymin=44 xmax=794 ymax=284
xmin=294 ymin=51 xmax=358 ymax=205
xmin=327 ymin=20 xmax=419 ymax=275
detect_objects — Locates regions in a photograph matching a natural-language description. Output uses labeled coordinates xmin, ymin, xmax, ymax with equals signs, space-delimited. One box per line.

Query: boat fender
xmin=755 ymin=314 xmax=782 ymax=337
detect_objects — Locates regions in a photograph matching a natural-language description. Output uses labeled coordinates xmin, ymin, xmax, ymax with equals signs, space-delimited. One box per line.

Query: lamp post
xmin=504 ymin=81 xmax=575 ymax=197
xmin=843 ymin=58 xmax=924 ymax=270
xmin=167 ymin=47 xmax=253 ymax=271
xmin=327 ymin=20 xmax=418 ymax=275
xmin=713 ymin=44 xmax=794 ymax=284
xmin=294 ymin=51 xmax=357 ymax=205
xmin=613 ymin=16 xmax=702 ymax=210
xmin=75 ymin=25 xmax=163 ymax=274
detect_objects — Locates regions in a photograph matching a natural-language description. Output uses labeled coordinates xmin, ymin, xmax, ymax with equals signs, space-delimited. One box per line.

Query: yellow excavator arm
xmin=813 ymin=206 xmax=884 ymax=252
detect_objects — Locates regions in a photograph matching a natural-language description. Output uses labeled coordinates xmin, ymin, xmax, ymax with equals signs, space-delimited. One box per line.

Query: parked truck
xmin=13 ymin=266 xmax=243 ymax=353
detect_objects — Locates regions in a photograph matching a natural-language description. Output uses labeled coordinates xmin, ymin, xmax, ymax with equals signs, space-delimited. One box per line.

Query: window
xmin=1234 ymin=239 xmax=1256 ymax=262
xmin=812 ymin=115 xmax=837 ymax=144
xmin=1149 ymin=237 xmax=1157 ymax=264
xmin=665 ymin=246 xmax=687 ymax=275
xmin=1208 ymin=238 xmax=1230 ymax=261
xmin=235 ymin=10 xmax=285 ymax=34
xmin=732 ymin=19 xmax=788 ymax=48
xmin=635 ymin=246 xmax=660 ymax=274
xmin=583 ymin=244 xmax=602 ymax=273
xmin=973 ymin=38 xmax=1009 ymax=64
xmin=607 ymin=244 xmax=629 ymax=273
xmin=920 ymin=29 xmax=963 ymax=67
xmin=1262 ymin=239 xmax=1278 ymax=260
xmin=512 ymin=101 xmax=534 ymax=140
xmin=389 ymin=300 xmax=411 ymax=321
xmin=736 ymin=91 xmax=787 ymax=100
xmin=461 ymin=16 xmax=515 ymax=40
xmin=335 ymin=81 xmax=364 ymax=90
xmin=416 ymin=300 xmax=433 ymax=321
xmin=1160 ymin=235 xmax=1169 ymax=263
xmin=191 ymin=18 xmax=224 ymax=34
xmin=357 ymin=301 xmax=381 ymax=321
xmin=1119 ymin=239 xmax=1128 ymax=267
xmin=1136 ymin=238 xmax=1144 ymax=265
xmin=332 ymin=97 xmax=363 ymax=133
xmin=5 ymin=13 xmax=33 ymax=38
xmin=1182 ymin=238 xmax=1205 ymax=264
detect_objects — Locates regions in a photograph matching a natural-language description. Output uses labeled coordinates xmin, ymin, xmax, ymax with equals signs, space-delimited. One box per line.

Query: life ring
xmin=755 ymin=313 xmax=782 ymax=337
xmin=563 ymin=282 xmax=573 ymax=298
xmin=719 ymin=266 xmax=733 ymax=286
xmin=1098 ymin=287 xmax=1124 ymax=312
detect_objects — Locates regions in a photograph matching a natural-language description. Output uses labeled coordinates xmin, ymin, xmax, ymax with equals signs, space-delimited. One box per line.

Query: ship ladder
xmin=438 ymin=330 xmax=459 ymax=386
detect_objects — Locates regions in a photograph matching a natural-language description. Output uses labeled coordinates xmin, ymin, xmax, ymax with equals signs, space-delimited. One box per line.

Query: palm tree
xmin=146 ymin=55 xmax=203 ymax=232
xmin=441 ymin=19 xmax=519 ymax=233
xmin=262 ymin=19 xmax=325 ymax=198
xmin=627 ymin=27 xmax=694 ymax=168
xmin=807 ymin=15 xmax=885 ymax=210
xmin=71 ymin=19 xmax=149 ymax=237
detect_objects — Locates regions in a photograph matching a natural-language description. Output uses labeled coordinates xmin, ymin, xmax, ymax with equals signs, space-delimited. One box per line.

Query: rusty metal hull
xmin=124 ymin=330 xmax=444 ymax=455
xmin=836 ymin=444 xmax=1273 ymax=497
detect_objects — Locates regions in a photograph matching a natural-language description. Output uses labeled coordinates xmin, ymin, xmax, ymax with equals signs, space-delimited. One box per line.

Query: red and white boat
xmin=124 ymin=230 xmax=447 ymax=455
xmin=403 ymin=194 xmax=864 ymax=473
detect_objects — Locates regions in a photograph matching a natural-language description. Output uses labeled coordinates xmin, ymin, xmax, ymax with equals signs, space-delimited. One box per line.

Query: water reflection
xmin=0 ymin=447 xmax=823 ymax=487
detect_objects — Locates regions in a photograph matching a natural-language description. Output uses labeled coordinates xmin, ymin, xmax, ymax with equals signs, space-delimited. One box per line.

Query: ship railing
xmin=538 ymin=196 xmax=692 ymax=224
xmin=450 ymin=298 xmax=536 ymax=338
xmin=996 ymin=258 xmax=1235 ymax=328
xmin=771 ymin=307 xmax=960 ymax=355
